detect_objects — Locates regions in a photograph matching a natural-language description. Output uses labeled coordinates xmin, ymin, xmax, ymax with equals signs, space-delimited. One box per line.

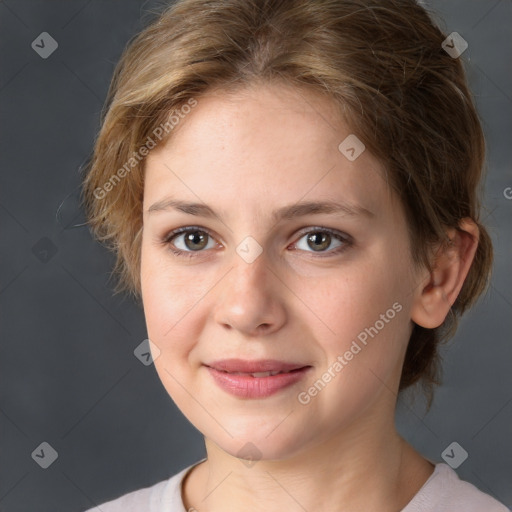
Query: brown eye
xmin=182 ymin=230 xmax=209 ymax=251
xmin=306 ymin=231 xmax=331 ymax=251
xmin=293 ymin=228 xmax=351 ymax=257
xmin=164 ymin=228 xmax=216 ymax=254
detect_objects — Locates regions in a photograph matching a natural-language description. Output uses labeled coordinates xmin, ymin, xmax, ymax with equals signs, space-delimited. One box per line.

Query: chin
xmin=204 ymin=419 xmax=317 ymax=464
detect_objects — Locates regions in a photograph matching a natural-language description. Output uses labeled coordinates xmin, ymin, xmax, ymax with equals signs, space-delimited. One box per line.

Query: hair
xmin=81 ymin=0 xmax=493 ymax=405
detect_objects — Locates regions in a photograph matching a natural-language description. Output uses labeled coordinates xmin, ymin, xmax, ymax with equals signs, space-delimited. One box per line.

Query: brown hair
xmin=81 ymin=0 xmax=493 ymax=404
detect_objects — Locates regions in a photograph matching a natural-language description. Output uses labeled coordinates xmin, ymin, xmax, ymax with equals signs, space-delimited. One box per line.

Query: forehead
xmin=143 ymin=82 xmax=395 ymax=220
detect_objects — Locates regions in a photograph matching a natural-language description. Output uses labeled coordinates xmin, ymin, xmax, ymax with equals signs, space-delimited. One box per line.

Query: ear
xmin=411 ymin=218 xmax=479 ymax=329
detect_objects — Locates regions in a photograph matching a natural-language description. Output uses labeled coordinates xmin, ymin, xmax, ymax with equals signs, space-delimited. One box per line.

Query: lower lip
xmin=205 ymin=366 xmax=311 ymax=398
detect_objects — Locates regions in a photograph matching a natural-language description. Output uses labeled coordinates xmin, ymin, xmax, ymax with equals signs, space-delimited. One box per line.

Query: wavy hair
xmin=81 ymin=0 xmax=493 ymax=404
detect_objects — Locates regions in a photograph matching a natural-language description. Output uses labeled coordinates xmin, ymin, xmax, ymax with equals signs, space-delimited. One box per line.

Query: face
xmin=140 ymin=82 xmax=423 ymax=461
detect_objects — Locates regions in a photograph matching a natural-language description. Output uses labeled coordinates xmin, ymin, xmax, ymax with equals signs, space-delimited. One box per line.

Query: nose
xmin=213 ymin=249 xmax=287 ymax=337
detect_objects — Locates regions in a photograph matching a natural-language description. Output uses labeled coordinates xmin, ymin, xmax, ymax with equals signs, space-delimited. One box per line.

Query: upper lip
xmin=205 ymin=359 xmax=310 ymax=373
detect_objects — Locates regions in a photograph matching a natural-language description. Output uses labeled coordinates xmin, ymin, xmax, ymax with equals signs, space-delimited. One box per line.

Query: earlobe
xmin=411 ymin=219 xmax=479 ymax=329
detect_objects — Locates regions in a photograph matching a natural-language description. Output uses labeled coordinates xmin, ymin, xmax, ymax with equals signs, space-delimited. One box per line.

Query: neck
xmin=182 ymin=408 xmax=434 ymax=512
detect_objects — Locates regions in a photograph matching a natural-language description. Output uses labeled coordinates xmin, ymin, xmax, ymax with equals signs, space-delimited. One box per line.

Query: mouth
xmin=204 ymin=358 xmax=310 ymax=375
xmin=210 ymin=368 xmax=306 ymax=378
xmin=203 ymin=359 xmax=312 ymax=398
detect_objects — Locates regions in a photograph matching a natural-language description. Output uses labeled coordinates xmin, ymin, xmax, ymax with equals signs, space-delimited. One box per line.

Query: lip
xmin=204 ymin=359 xmax=312 ymax=399
xmin=205 ymin=359 xmax=308 ymax=373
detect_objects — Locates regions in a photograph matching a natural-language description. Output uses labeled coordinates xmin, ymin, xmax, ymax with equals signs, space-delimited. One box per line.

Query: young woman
xmin=82 ymin=0 xmax=508 ymax=510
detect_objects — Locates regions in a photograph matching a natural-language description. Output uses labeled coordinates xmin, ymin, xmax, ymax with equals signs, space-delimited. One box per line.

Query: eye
xmin=161 ymin=226 xmax=352 ymax=259
xmin=292 ymin=228 xmax=351 ymax=256
xmin=162 ymin=227 xmax=217 ymax=257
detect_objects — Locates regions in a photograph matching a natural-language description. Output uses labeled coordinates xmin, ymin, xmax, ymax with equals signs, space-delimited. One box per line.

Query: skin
xmin=140 ymin=81 xmax=479 ymax=512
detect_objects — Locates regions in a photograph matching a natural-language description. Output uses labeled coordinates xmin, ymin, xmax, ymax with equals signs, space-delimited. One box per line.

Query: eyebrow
xmin=147 ymin=198 xmax=374 ymax=222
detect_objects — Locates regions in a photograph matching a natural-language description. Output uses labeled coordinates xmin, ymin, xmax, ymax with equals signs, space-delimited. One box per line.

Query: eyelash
xmin=160 ymin=226 xmax=353 ymax=260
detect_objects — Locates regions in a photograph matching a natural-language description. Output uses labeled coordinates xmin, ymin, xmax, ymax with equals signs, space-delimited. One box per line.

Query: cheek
xmin=140 ymin=245 xmax=198 ymax=356
xmin=295 ymin=249 xmax=413 ymax=390
xmin=298 ymin=255 xmax=408 ymax=341
xmin=140 ymin=258 xmax=205 ymax=410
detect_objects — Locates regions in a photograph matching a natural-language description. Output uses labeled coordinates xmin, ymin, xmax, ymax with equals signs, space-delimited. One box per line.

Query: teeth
xmin=225 ymin=370 xmax=286 ymax=377
xmin=252 ymin=371 xmax=281 ymax=377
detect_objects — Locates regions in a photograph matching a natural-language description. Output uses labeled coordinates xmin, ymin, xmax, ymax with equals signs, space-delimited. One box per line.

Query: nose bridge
xmin=226 ymin=241 xmax=274 ymax=304
xmin=213 ymin=240 xmax=287 ymax=335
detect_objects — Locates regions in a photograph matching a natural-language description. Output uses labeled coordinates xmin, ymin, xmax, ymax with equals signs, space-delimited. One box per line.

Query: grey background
xmin=0 ymin=1 xmax=510 ymax=510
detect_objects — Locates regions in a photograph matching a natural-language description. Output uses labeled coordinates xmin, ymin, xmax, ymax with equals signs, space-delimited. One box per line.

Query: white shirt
xmin=84 ymin=458 xmax=509 ymax=511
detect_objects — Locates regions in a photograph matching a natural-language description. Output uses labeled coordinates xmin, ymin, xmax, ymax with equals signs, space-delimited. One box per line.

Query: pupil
xmin=186 ymin=231 xmax=207 ymax=250
xmin=308 ymin=232 xmax=330 ymax=251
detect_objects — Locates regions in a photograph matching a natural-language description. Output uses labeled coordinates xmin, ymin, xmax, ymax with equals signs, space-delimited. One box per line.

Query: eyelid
xmin=292 ymin=226 xmax=352 ymax=244
xmin=161 ymin=225 xmax=220 ymax=254
xmin=162 ymin=225 xmax=353 ymax=257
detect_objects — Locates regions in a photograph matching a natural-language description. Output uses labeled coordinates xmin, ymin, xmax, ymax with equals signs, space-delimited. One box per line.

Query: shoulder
xmin=403 ymin=463 xmax=509 ymax=512
xmin=82 ymin=459 xmax=205 ymax=512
